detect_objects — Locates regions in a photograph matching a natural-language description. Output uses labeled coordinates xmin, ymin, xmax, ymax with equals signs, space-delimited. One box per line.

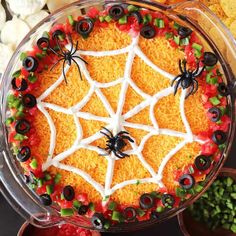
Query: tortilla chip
xmin=220 ymin=0 xmax=236 ymax=18
xmin=200 ymin=0 xmax=219 ymax=7
xmin=209 ymin=4 xmax=226 ymax=19
xmin=222 ymin=17 xmax=235 ymax=28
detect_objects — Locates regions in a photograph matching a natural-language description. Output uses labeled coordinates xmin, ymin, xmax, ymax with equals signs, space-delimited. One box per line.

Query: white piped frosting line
xmin=37 ymin=33 xmax=205 ymax=197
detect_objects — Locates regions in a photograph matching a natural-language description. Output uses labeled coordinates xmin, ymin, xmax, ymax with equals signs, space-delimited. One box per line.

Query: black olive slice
xmin=218 ymin=82 xmax=230 ymax=96
xmin=203 ymin=52 xmax=218 ymax=66
xmin=212 ymin=130 xmax=227 ymax=145
xmin=178 ymin=26 xmax=192 ymax=38
xmin=39 ymin=194 xmax=52 ymax=206
xmin=150 ymin=210 xmax=159 ymax=219
xmin=62 ymin=185 xmax=75 ymax=201
xmin=15 ymin=119 xmax=30 ymax=134
xmin=17 ymin=146 xmax=31 ymax=162
xmin=22 ymin=56 xmax=39 ymax=72
xmin=78 ymin=205 xmax=89 ymax=215
xmin=123 ymin=207 xmax=137 ymax=221
xmin=11 ymin=78 xmax=28 ymax=91
xmin=194 ymin=155 xmax=211 ymax=171
xmin=52 ymin=30 xmax=64 ymax=39
xmin=161 ymin=194 xmax=175 ymax=208
xmin=140 ymin=25 xmax=156 ymax=39
xmin=22 ymin=94 xmax=37 ymax=108
xmin=208 ymin=107 xmax=222 ymax=122
xmin=24 ymin=174 xmax=30 ymax=184
xmin=109 ymin=5 xmax=125 ymax=20
xmin=75 ymin=18 xmax=94 ymax=37
xmin=179 ymin=174 xmax=195 ymax=190
xmin=91 ymin=213 xmax=106 ymax=229
xmin=139 ymin=193 xmax=155 ymax=209
xmin=130 ymin=11 xmax=143 ymax=24
xmin=37 ymin=37 xmax=50 ymax=50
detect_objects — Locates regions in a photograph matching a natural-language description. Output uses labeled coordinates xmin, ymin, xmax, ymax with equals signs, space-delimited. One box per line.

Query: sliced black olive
xmin=91 ymin=213 xmax=106 ymax=230
xmin=123 ymin=207 xmax=137 ymax=221
xmin=139 ymin=193 xmax=155 ymax=209
xmin=208 ymin=107 xmax=222 ymax=122
xmin=37 ymin=37 xmax=50 ymax=50
xmin=178 ymin=26 xmax=192 ymax=38
xmin=203 ymin=52 xmax=218 ymax=66
xmin=179 ymin=174 xmax=195 ymax=190
xmin=161 ymin=194 xmax=175 ymax=208
xmin=62 ymin=185 xmax=75 ymax=201
xmin=218 ymin=82 xmax=230 ymax=96
xmin=24 ymin=175 xmax=30 ymax=184
xmin=108 ymin=5 xmax=125 ymax=20
xmin=150 ymin=210 xmax=159 ymax=219
xmin=39 ymin=194 xmax=52 ymax=206
xmin=52 ymin=30 xmax=64 ymax=39
xmin=22 ymin=94 xmax=37 ymax=108
xmin=15 ymin=119 xmax=30 ymax=134
xmin=75 ymin=18 xmax=94 ymax=37
xmin=11 ymin=78 xmax=28 ymax=91
xmin=17 ymin=146 xmax=31 ymax=162
xmin=130 ymin=11 xmax=142 ymax=24
xmin=194 ymin=155 xmax=211 ymax=171
xmin=22 ymin=56 xmax=38 ymax=72
xmin=78 ymin=205 xmax=89 ymax=215
xmin=141 ymin=25 xmax=156 ymax=39
xmin=212 ymin=130 xmax=227 ymax=145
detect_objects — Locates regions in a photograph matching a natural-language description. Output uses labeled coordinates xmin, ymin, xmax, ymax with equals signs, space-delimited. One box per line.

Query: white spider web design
xmin=37 ymin=35 xmax=204 ymax=198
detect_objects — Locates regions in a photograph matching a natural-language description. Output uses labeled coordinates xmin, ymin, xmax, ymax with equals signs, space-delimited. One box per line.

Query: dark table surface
xmin=1 ymin=137 xmax=235 ymax=236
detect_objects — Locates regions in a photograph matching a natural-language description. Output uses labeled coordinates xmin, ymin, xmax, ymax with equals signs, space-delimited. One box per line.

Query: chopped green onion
xmin=67 ymin=15 xmax=75 ymax=26
xmin=45 ymin=173 xmax=51 ymax=181
xmin=12 ymin=70 xmax=21 ymax=78
xmin=174 ymin=35 xmax=180 ymax=45
xmin=36 ymin=53 xmax=44 ymax=60
xmin=38 ymin=179 xmax=43 ymax=187
xmin=156 ymin=206 xmax=164 ymax=213
xmin=73 ymin=200 xmax=82 ymax=209
xmin=104 ymin=221 xmax=111 ymax=230
xmin=105 ymin=15 xmax=112 ymax=23
xmin=165 ymin=32 xmax=174 ymax=40
xmin=46 ymin=184 xmax=54 ymax=195
xmin=194 ymin=184 xmax=204 ymax=193
xmin=176 ymin=187 xmax=186 ymax=198
xmin=111 ymin=211 xmax=124 ymax=222
xmin=54 ymin=173 xmax=61 ymax=184
xmin=99 ymin=16 xmax=105 ymax=22
xmin=127 ymin=5 xmax=139 ymax=12
xmin=5 ymin=117 xmax=14 ymax=126
xmin=60 ymin=208 xmax=74 ymax=217
xmin=42 ymin=31 xmax=50 ymax=39
xmin=30 ymin=159 xmax=38 ymax=170
xmin=137 ymin=208 xmax=145 ymax=217
xmin=192 ymin=43 xmax=203 ymax=51
xmin=89 ymin=202 xmax=95 ymax=211
xmin=180 ymin=37 xmax=190 ymax=46
xmin=173 ymin=22 xmax=180 ymax=30
xmin=28 ymin=74 xmax=37 ymax=83
xmin=209 ymin=96 xmax=221 ymax=106
xmin=118 ymin=15 xmax=128 ymax=25
xmin=20 ymin=52 xmax=27 ymax=61
xmin=143 ymin=14 xmax=152 ymax=24
xmin=188 ymin=166 xmax=195 ymax=174
xmin=108 ymin=201 xmax=117 ymax=211
xmin=154 ymin=18 xmax=165 ymax=28
xmin=14 ymin=134 xmax=28 ymax=141
xmin=206 ymin=73 xmax=218 ymax=84
xmin=194 ymin=49 xmax=202 ymax=58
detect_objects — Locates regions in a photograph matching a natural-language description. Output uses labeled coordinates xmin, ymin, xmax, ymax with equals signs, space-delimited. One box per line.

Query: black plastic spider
xmin=171 ymin=59 xmax=205 ymax=99
xmin=52 ymin=31 xmax=89 ymax=83
xmin=98 ymin=127 xmax=134 ymax=159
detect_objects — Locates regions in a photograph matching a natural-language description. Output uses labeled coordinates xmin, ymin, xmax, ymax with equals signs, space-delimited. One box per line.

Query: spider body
xmin=171 ymin=60 xmax=204 ymax=99
xmin=99 ymin=127 xmax=134 ymax=159
xmin=49 ymin=31 xmax=88 ymax=83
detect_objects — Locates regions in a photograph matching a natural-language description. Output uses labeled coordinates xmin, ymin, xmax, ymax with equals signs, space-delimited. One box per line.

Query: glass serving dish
xmin=0 ymin=0 xmax=236 ymax=232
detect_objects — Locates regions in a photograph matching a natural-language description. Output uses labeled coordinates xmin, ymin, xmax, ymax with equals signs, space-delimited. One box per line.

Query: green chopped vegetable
xmin=28 ymin=74 xmax=37 ymax=83
xmin=165 ymin=32 xmax=173 ymax=40
xmin=143 ymin=14 xmax=152 ymax=24
xmin=180 ymin=37 xmax=190 ymax=46
xmin=46 ymin=184 xmax=54 ymax=195
xmin=105 ymin=15 xmax=112 ymax=23
xmin=108 ymin=201 xmax=117 ymax=211
xmin=20 ymin=52 xmax=27 ymax=61
xmin=60 ymin=208 xmax=74 ymax=217
xmin=111 ymin=211 xmax=124 ymax=222
xmin=137 ymin=208 xmax=145 ymax=217
xmin=192 ymin=43 xmax=203 ymax=51
xmin=45 ymin=173 xmax=51 ymax=181
xmin=30 ymin=159 xmax=38 ymax=170
xmin=54 ymin=173 xmax=62 ymax=184
xmin=209 ymin=96 xmax=221 ymax=106
xmin=206 ymin=72 xmax=218 ymax=85
xmin=99 ymin=16 xmax=105 ymax=22
xmin=14 ymin=133 xmax=28 ymax=141
xmin=156 ymin=206 xmax=164 ymax=213
xmin=73 ymin=200 xmax=81 ymax=209
xmin=104 ymin=221 xmax=111 ymax=229
xmin=154 ymin=18 xmax=165 ymax=28
xmin=174 ymin=35 xmax=180 ymax=45
xmin=118 ymin=15 xmax=128 ymax=25
xmin=12 ymin=70 xmax=21 ymax=78
xmin=127 ymin=5 xmax=139 ymax=12
xmin=188 ymin=176 xmax=236 ymax=233
xmin=173 ymin=22 xmax=180 ymax=30
xmin=67 ymin=15 xmax=75 ymax=26
xmin=89 ymin=202 xmax=95 ymax=211
xmin=5 ymin=117 xmax=14 ymax=126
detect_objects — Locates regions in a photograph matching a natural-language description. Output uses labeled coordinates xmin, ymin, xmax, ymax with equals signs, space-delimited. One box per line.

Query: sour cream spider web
xmin=37 ymin=34 xmax=204 ymax=198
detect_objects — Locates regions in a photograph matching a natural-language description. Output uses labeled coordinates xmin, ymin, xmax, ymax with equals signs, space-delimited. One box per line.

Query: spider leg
xmin=120 ymin=135 xmax=134 ymax=143
xmin=73 ymin=56 xmax=88 ymax=65
xmin=72 ymin=58 xmax=83 ymax=80
xmin=193 ymin=61 xmax=200 ymax=75
xmin=50 ymin=58 xmax=64 ymax=71
xmin=179 ymin=59 xmax=184 ymax=74
xmin=49 ymin=47 xmax=64 ymax=57
xmin=174 ymin=77 xmax=183 ymax=95
xmin=67 ymin=34 xmax=74 ymax=54
xmin=194 ymin=65 xmax=205 ymax=77
xmin=183 ymin=59 xmax=187 ymax=73
xmin=185 ymin=83 xmax=195 ymax=99
xmin=192 ymin=79 xmax=199 ymax=95
xmin=55 ymin=36 xmax=66 ymax=55
xmin=100 ymin=131 xmax=111 ymax=139
xmin=62 ymin=60 xmax=68 ymax=84
xmin=117 ymin=131 xmax=129 ymax=135
xmin=101 ymin=126 xmax=113 ymax=137
xmin=117 ymin=150 xmax=129 ymax=158
xmin=113 ymin=150 xmax=126 ymax=159
xmin=171 ymin=75 xmax=180 ymax=87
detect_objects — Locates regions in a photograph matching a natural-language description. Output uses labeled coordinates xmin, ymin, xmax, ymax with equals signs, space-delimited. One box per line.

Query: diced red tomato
xmin=87 ymin=7 xmax=100 ymax=19
xmin=201 ymin=140 xmax=218 ymax=155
